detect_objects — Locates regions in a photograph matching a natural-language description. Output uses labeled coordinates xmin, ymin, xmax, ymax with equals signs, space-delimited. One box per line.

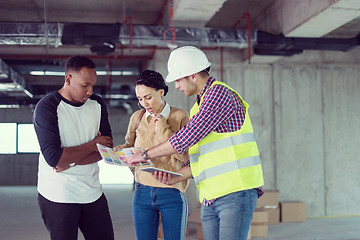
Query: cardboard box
xmin=256 ymin=190 xmax=280 ymax=225
xmin=257 ymin=205 xmax=280 ymax=224
xmin=188 ymin=207 xmax=201 ymax=223
xmin=256 ymin=190 xmax=279 ymax=208
xmin=250 ymin=209 xmax=268 ymax=237
xmin=250 ymin=223 xmax=268 ymax=237
xmin=252 ymin=210 xmax=268 ymax=224
xmin=196 ymin=223 xmax=203 ymax=239
xmin=266 ymin=206 xmax=280 ymax=224
xmin=280 ymin=201 xmax=306 ymax=222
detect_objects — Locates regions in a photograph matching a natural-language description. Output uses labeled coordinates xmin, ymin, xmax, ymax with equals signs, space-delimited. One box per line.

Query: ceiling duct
xmin=0 ymin=22 xmax=359 ymax=56
xmin=119 ymin=24 xmax=253 ymax=48
xmin=0 ymin=22 xmax=62 ymax=47
xmin=0 ymin=22 xmax=253 ymax=50
xmin=61 ymin=23 xmax=120 ymax=55
xmin=0 ymin=59 xmax=33 ymax=98
xmin=254 ymin=30 xmax=360 ymax=56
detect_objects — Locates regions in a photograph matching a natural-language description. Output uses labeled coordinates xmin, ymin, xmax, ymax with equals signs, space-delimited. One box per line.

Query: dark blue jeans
xmin=201 ymin=188 xmax=258 ymax=240
xmin=132 ymin=182 xmax=188 ymax=240
xmin=38 ymin=193 xmax=114 ymax=240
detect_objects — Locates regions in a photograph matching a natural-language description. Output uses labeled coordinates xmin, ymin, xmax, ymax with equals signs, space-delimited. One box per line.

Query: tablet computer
xmin=140 ymin=167 xmax=183 ymax=177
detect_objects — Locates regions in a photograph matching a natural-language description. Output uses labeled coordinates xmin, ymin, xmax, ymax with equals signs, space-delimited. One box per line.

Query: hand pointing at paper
xmin=122 ymin=150 xmax=150 ymax=166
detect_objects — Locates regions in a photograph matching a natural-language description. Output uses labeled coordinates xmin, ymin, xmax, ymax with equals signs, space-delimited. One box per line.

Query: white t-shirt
xmin=34 ymin=91 xmax=112 ymax=203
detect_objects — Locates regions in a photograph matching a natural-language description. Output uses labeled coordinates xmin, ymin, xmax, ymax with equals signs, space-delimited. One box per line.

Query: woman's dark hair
xmin=135 ymin=70 xmax=169 ymax=96
xmin=65 ymin=55 xmax=96 ymax=72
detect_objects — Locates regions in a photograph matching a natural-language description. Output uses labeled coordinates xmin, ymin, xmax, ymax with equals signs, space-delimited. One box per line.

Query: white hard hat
xmin=165 ymin=46 xmax=211 ymax=83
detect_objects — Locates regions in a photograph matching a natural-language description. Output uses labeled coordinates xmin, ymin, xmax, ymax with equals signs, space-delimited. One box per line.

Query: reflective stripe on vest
xmin=198 ymin=132 xmax=255 ymax=160
xmin=193 ymin=155 xmax=261 ymax=186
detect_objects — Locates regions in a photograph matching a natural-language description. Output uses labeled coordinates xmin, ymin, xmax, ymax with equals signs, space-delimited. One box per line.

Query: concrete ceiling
xmin=0 ymin=0 xmax=359 ymax=107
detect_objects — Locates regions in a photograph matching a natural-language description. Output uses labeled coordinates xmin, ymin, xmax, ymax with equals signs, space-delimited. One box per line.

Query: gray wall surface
xmin=1 ymin=48 xmax=359 ymax=218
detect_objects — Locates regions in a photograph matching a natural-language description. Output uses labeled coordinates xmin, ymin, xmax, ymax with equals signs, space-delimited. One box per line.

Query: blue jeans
xmin=132 ymin=182 xmax=188 ymax=240
xmin=201 ymin=189 xmax=258 ymax=240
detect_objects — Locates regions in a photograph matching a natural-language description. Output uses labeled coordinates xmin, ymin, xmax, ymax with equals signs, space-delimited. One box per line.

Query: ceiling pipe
xmin=0 ymin=22 xmax=252 ymax=50
xmin=0 ymin=22 xmax=359 ymax=56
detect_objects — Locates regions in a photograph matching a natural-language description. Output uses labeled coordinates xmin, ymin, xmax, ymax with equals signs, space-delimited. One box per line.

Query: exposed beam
xmin=172 ymin=0 xmax=227 ymax=27
xmin=285 ymin=0 xmax=360 ymax=37
xmin=251 ymin=0 xmax=360 ymax=62
xmin=253 ymin=0 xmax=360 ymax=38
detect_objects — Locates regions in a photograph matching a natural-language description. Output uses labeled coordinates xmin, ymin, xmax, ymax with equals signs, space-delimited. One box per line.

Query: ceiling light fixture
xmin=30 ymin=71 xmax=64 ymax=76
xmin=96 ymin=70 xmax=135 ymax=76
xmin=103 ymin=94 xmax=131 ymax=99
xmin=0 ymin=104 xmax=20 ymax=109
xmin=24 ymin=89 xmax=34 ymax=98
xmin=0 ymin=82 xmax=22 ymax=90
xmin=30 ymin=70 xmax=136 ymax=76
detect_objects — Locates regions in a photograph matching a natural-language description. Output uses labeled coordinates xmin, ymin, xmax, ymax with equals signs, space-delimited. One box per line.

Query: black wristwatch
xmin=141 ymin=149 xmax=150 ymax=161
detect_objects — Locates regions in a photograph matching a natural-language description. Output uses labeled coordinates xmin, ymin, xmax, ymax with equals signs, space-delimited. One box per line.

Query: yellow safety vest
xmin=189 ymin=81 xmax=264 ymax=202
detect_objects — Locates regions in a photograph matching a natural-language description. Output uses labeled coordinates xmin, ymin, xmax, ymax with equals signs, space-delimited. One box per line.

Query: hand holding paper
xmin=96 ymin=144 xmax=152 ymax=167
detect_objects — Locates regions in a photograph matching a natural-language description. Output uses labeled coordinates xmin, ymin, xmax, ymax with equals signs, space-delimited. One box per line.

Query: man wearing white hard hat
xmin=124 ymin=46 xmax=264 ymax=240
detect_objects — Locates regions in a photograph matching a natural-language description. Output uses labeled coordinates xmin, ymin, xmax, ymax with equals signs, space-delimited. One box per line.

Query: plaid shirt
xmin=169 ymin=77 xmax=245 ymax=153
xmin=170 ymin=77 xmax=264 ymax=205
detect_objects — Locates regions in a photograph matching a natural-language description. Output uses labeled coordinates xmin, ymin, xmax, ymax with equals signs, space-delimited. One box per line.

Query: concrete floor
xmin=0 ymin=185 xmax=359 ymax=240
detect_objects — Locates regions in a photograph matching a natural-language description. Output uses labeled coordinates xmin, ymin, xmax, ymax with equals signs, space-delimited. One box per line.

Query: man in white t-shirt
xmin=33 ymin=55 xmax=114 ymax=240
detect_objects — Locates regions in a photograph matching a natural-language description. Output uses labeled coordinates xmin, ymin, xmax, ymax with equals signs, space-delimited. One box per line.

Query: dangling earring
xmin=138 ymin=102 xmax=144 ymax=110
